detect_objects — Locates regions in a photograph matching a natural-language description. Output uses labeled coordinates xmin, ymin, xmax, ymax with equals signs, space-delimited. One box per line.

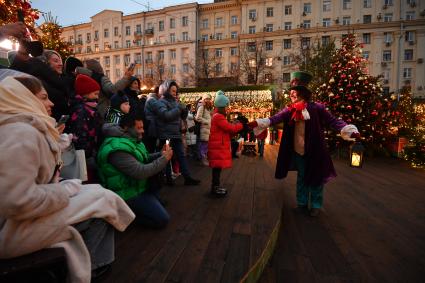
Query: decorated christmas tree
xmin=403 ymin=102 xmax=425 ymax=168
xmin=0 ymin=0 xmax=39 ymax=36
xmin=317 ymin=33 xmax=389 ymax=150
xmin=38 ymin=12 xmax=72 ymax=59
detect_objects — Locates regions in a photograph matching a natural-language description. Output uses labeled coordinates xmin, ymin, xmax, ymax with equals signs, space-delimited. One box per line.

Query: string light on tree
xmin=38 ymin=12 xmax=72 ymax=60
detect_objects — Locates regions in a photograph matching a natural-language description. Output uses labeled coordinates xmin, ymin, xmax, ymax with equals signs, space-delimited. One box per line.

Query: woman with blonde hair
xmin=0 ymin=75 xmax=135 ymax=282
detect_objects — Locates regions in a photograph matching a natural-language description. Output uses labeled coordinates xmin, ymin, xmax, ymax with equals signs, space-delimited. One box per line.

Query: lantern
xmin=350 ymin=142 xmax=365 ymax=168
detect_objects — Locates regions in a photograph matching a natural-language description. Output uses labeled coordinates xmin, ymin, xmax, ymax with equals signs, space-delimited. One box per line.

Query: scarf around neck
xmin=288 ymin=101 xmax=310 ymax=123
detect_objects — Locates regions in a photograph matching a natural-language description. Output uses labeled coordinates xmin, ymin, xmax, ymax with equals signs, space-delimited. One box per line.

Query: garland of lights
xmin=0 ymin=0 xmax=39 ymax=37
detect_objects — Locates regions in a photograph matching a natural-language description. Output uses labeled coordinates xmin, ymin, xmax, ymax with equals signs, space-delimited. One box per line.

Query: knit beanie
xmin=75 ymin=74 xmax=100 ymax=96
xmin=214 ymin=90 xmax=229 ymax=108
xmin=110 ymin=92 xmax=130 ymax=110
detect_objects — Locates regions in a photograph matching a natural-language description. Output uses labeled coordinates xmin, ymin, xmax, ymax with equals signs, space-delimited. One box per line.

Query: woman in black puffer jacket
xmin=124 ymin=76 xmax=146 ymax=120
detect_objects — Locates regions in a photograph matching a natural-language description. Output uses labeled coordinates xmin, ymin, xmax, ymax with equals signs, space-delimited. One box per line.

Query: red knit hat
xmin=75 ymin=74 xmax=100 ymax=96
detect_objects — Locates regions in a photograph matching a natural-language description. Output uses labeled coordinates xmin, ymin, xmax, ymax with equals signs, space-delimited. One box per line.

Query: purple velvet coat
xmin=269 ymin=102 xmax=347 ymax=186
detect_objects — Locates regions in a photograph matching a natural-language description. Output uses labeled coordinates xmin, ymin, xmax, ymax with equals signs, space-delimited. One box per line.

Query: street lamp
xmin=349 ymin=142 xmax=365 ymax=168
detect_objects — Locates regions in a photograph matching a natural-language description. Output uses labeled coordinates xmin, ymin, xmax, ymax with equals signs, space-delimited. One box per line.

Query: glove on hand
xmin=61 ymin=179 xmax=82 ymax=197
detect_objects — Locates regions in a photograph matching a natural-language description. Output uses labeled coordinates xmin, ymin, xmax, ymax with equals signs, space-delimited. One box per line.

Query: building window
xmin=323 ymin=0 xmax=331 ymax=12
xmin=384 ymin=13 xmax=393 ymax=22
xmin=343 ymin=0 xmax=351 ymax=10
xmin=231 ymin=15 xmax=238 ymax=25
xmin=265 ymin=24 xmax=273 ymax=32
xmin=230 ymin=63 xmax=238 ymax=71
xmin=215 ymin=48 xmax=222 ymax=57
xmin=183 ymin=63 xmax=189 ymax=73
xmin=125 ymin=40 xmax=131 ymax=48
xmin=146 ymin=52 xmax=152 ymax=61
xmin=283 ymin=56 xmax=291 ymax=65
xmin=323 ymin=18 xmax=331 ymax=27
xmin=384 ymin=32 xmax=392 ymax=43
xmin=215 ymin=17 xmax=223 ymax=27
xmin=215 ymin=63 xmax=223 ymax=74
xmin=135 ymin=53 xmax=141 ymax=64
xmin=231 ymin=31 xmax=238 ymax=39
xmin=215 ymin=33 xmax=223 ymax=40
xmin=182 ymin=16 xmax=189 ymax=27
xmin=266 ymin=7 xmax=274 ymax=17
xmin=103 ymin=42 xmax=110 ymax=50
xmin=248 ymin=42 xmax=256 ymax=52
xmin=283 ymin=73 xmax=290 ymax=82
xmin=284 ymin=22 xmax=292 ymax=30
xmin=301 ymin=37 xmax=311 ymax=48
xmin=94 ymin=31 xmax=98 ymax=40
xmin=363 ymin=0 xmax=371 ymax=8
xmin=322 ymin=36 xmax=330 ymax=46
xmin=125 ymin=26 xmax=130 ymax=36
xmin=265 ymin=40 xmax=273 ymax=51
xmin=170 ymin=33 xmax=176 ymax=43
xmin=182 ymin=32 xmax=189 ymax=41
xmin=114 ymin=55 xmax=120 ymax=65
xmin=157 ymin=21 xmax=163 ymax=31
xmin=249 ymin=26 xmax=256 ymax=34
xmin=115 ymin=69 xmax=121 ymax=77
xmin=230 ymin=47 xmax=237 ymax=56
xmin=249 ymin=9 xmax=257 ymax=19
xmin=363 ymin=15 xmax=372 ymax=24
xmin=403 ymin=68 xmax=412 ymax=78
xmin=124 ymin=54 xmax=130 ymax=66
xmin=303 ymin=3 xmax=311 ymax=14
xmin=383 ymin=50 xmax=392 ymax=61
xmin=202 ymin=19 xmax=208 ymax=29
xmin=94 ymin=44 xmax=99 ymax=52
xmin=249 ymin=59 xmax=256 ymax=68
xmin=202 ymin=34 xmax=208 ymax=41
xmin=303 ymin=20 xmax=311 ymax=28
xmin=363 ymin=33 xmax=371 ymax=44
xmin=114 ymin=27 xmax=119 ymax=36
xmin=283 ymin=39 xmax=291 ymax=49
xmin=405 ymin=31 xmax=415 ymax=42
xmin=342 ymin=16 xmax=351 ymax=25
xmin=404 ymin=49 xmax=413 ymax=61
xmin=77 ymin=34 xmax=82 ymax=44
xmin=170 ymin=18 xmax=176 ymax=29
xmin=170 ymin=50 xmax=176 ymax=59
xmin=384 ymin=0 xmax=393 ymax=5
xmin=86 ymin=33 xmax=91 ymax=42
xmin=114 ymin=41 xmax=119 ymax=49
xmin=406 ymin=12 xmax=415 ymax=21
xmin=170 ymin=65 xmax=176 ymax=74
xmin=158 ymin=51 xmax=164 ymax=60
xmin=87 ymin=46 xmax=92 ymax=53
xmin=136 ymin=24 xmax=142 ymax=34
xmin=362 ymin=51 xmax=370 ymax=59
xmin=284 ymin=5 xmax=292 ymax=15
xmin=266 ymin=57 xmax=273 ymax=67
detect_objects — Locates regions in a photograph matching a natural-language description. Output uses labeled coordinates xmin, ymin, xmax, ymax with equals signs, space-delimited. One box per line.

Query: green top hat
xmin=288 ymin=71 xmax=313 ymax=93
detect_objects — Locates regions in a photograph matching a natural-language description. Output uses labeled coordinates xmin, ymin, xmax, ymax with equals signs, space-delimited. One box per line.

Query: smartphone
xmin=165 ymin=139 xmax=170 ymax=146
xmin=57 ymin=115 xmax=70 ymax=126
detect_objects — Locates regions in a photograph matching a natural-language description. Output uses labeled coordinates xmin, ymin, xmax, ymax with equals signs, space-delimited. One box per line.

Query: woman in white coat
xmin=0 ymin=76 xmax=135 ymax=283
xmin=195 ymin=93 xmax=213 ymax=166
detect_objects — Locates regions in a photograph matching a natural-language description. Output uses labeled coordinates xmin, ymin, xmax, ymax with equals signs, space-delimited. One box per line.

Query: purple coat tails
xmin=269 ymin=102 xmax=347 ymax=186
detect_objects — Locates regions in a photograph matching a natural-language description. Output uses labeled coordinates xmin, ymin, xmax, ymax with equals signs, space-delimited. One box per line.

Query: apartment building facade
xmin=62 ymin=0 xmax=425 ymax=97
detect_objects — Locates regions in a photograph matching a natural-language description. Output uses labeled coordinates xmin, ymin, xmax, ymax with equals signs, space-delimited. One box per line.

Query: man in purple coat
xmin=248 ymin=71 xmax=360 ymax=216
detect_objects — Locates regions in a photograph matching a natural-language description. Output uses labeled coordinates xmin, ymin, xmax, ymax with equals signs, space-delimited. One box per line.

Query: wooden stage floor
xmin=99 ymin=145 xmax=425 ymax=283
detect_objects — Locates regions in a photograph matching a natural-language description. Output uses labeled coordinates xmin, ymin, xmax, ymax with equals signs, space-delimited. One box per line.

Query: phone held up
xmin=57 ymin=115 xmax=70 ymax=126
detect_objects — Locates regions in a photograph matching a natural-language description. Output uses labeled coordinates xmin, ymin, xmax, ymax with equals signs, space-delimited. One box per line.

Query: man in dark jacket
xmin=98 ymin=114 xmax=173 ymax=228
xmin=157 ymin=80 xmax=200 ymax=186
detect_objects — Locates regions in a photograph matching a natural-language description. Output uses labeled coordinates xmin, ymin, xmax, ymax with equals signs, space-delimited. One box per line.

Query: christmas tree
xmin=403 ymin=102 xmax=425 ymax=168
xmin=0 ymin=0 xmax=39 ymax=36
xmin=317 ymin=33 xmax=389 ymax=150
xmin=38 ymin=12 xmax=72 ymax=60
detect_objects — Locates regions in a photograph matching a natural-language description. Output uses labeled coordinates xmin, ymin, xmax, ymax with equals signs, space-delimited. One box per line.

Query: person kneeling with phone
xmin=98 ymin=113 xmax=173 ymax=228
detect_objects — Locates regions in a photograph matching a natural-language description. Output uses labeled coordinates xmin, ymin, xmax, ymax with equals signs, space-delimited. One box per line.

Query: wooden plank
xmin=219 ymin=233 xmax=251 ymax=283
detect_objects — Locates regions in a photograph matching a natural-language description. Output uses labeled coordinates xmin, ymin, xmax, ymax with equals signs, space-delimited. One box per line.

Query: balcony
xmin=134 ymin=31 xmax=142 ymax=38
xmin=145 ymin=28 xmax=154 ymax=36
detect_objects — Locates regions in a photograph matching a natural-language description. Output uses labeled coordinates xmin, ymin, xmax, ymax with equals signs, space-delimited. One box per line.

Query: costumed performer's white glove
xmin=253 ymin=118 xmax=270 ymax=136
xmin=61 ymin=179 xmax=82 ymax=197
xmin=340 ymin=124 xmax=359 ymax=141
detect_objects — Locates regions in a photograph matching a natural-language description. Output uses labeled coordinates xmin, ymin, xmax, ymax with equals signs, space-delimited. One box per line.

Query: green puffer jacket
xmin=98 ymin=136 xmax=149 ymax=200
